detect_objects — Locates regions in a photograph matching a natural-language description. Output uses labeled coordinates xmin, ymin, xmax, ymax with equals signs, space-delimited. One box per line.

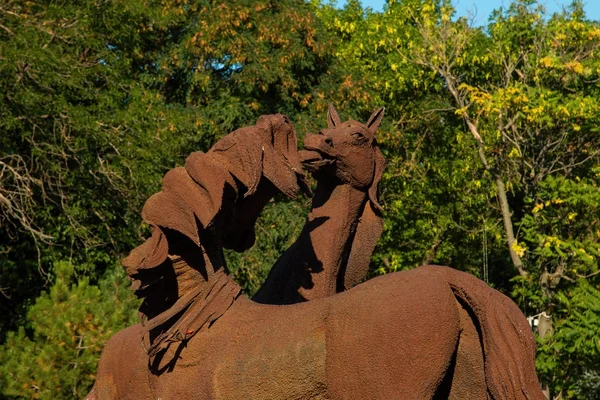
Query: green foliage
xmin=519 ymin=176 xmax=600 ymax=281
xmin=327 ymin=1 xmax=600 ymax=397
xmin=0 ymin=0 xmax=343 ymax=334
xmin=536 ymin=280 xmax=600 ymax=398
xmin=227 ymin=196 xmax=308 ymax=295
xmin=0 ymin=0 xmax=193 ymax=334
xmin=322 ymin=0 xmax=506 ymax=281
xmin=0 ymin=0 xmax=357 ymax=395
xmin=0 ymin=262 xmax=138 ymax=399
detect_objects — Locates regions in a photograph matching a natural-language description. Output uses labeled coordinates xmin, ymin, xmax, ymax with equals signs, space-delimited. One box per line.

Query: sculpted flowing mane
xmin=123 ymin=114 xmax=308 ymax=277
xmin=120 ymin=114 xmax=309 ymax=361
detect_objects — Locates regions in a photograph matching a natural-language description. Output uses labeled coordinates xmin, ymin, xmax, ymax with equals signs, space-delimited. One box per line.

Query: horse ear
xmin=368 ymin=146 xmax=386 ymax=214
xmin=327 ymin=103 xmax=341 ymax=128
xmin=366 ymin=107 xmax=385 ymax=132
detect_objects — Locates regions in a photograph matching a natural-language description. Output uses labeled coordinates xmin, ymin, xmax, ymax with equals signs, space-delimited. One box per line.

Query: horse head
xmin=300 ymin=103 xmax=385 ymax=213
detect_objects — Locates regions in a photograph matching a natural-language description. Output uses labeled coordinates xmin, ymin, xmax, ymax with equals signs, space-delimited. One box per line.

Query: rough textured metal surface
xmin=88 ymin=110 xmax=545 ymax=400
xmin=254 ymin=105 xmax=385 ymax=304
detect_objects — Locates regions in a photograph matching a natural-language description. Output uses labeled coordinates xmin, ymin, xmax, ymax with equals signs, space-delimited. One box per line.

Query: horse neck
xmin=303 ymin=181 xmax=369 ymax=295
xmin=311 ymin=179 xmax=368 ymax=231
xmin=140 ymin=241 xmax=243 ymax=362
xmin=140 ymin=242 xmax=239 ymax=323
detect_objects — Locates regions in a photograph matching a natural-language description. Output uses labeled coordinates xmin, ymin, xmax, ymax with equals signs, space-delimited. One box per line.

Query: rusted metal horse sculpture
xmin=89 ymin=110 xmax=545 ymax=399
xmin=254 ymin=104 xmax=385 ymax=303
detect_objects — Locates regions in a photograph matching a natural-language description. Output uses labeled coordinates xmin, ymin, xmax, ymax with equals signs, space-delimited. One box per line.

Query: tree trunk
xmin=537 ymin=312 xmax=554 ymax=399
xmin=495 ymin=177 xmax=527 ymax=277
xmin=466 ymin=118 xmax=527 ymax=277
xmin=444 ymin=74 xmax=527 ymax=277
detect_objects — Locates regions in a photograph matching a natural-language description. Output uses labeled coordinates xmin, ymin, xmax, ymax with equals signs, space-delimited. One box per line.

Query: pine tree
xmin=0 ymin=262 xmax=138 ymax=399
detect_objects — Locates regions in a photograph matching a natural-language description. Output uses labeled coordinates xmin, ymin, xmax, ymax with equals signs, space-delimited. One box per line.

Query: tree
xmin=325 ymin=0 xmax=600 ymax=397
xmin=0 ymin=262 xmax=138 ymax=399
xmin=0 ymin=0 xmax=346 ymax=334
xmin=322 ymin=0 xmax=501 ymax=279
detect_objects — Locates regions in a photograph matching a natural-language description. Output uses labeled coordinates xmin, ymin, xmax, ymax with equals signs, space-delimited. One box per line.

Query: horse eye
xmin=351 ymin=132 xmax=364 ymax=139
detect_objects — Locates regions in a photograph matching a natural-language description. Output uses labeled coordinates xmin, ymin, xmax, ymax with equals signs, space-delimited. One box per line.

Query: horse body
xmin=91 ymin=266 xmax=529 ymax=400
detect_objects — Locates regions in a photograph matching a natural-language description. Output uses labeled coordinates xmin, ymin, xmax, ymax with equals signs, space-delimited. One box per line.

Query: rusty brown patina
xmin=254 ymin=104 xmax=385 ymax=303
xmin=88 ymin=109 xmax=545 ymax=400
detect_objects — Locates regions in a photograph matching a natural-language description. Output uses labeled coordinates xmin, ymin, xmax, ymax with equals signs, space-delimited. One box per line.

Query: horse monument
xmin=87 ymin=105 xmax=545 ymax=399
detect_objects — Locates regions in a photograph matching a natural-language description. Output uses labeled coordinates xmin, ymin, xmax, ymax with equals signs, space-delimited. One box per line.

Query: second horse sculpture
xmin=90 ymin=108 xmax=545 ymax=399
xmin=254 ymin=104 xmax=385 ymax=303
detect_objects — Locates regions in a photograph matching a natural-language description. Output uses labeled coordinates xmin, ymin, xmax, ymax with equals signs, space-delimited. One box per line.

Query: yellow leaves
xmin=455 ymin=106 xmax=468 ymax=117
xmin=508 ymin=147 xmax=521 ymax=158
xmin=543 ymin=236 xmax=562 ymax=248
xmin=525 ymin=105 xmax=543 ymax=122
xmin=565 ymin=60 xmax=584 ymax=74
xmin=539 ymin=56 xmax=554 ymax=68
xmin=333 ymin=17 xmax=357 ymax=34
xmin=422 ymin=3 xmax=434 ymax=13
xmin=533 ymin=198 xmax=564 ymax=214
xmin=458 ymin=83 xmax=491 ymax=109
xmin=555 ymin=32 xmax=567 ymax=42
xmin=573 ymin=124 xmax=581 ymax=132
xmin=458 ymin=83 xmax=475 ymax=92
xmin=568 ymin=212 xmax=578 ymax=220
xmin=299 ymin=94 xmax=311 ymax=108
xmin=512 ymin=241 xmax=527 ymax=257
xmin=545 ymin=199 xmax=564 ymax=207
xmin=588 ymin=28 xmax=600 ymax=41
xmin=505 ymin=86 xmax=524 ymax=97
xmin=558 ymin=105 xmax=570 ymax=117
xmin=567 ymin=20 xmax=586 ymax=33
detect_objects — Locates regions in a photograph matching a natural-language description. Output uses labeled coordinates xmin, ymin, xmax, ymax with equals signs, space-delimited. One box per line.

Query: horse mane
xmin=335 ymin=106 xmax=386 ymax=290
xmin=122 ymin=114 xmax=309 ymax=278
xmin=341 ymin=117 xmax=386 ymax=215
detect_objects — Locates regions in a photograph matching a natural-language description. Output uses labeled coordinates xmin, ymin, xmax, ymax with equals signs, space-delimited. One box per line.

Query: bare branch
xmin=0 ymin=155 xmax=53 ymax=242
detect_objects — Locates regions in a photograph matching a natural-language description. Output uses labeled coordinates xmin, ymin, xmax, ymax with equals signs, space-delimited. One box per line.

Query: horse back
xmin=324 ymin=270 xmax=461 ymax=399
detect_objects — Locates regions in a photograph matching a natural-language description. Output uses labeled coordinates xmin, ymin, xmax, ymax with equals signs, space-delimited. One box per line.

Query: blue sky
xmin=339 ymin=1 xmax=600 ymax=24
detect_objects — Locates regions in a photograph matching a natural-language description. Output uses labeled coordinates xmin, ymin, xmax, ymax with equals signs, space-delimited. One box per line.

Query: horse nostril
xmin=317 ymin=130 xmax=332 ymax=146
